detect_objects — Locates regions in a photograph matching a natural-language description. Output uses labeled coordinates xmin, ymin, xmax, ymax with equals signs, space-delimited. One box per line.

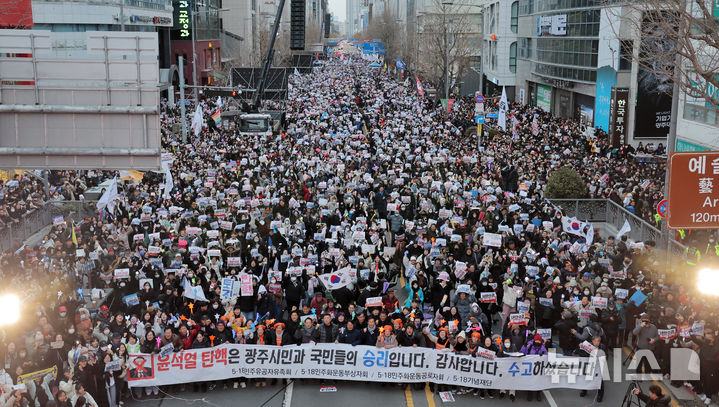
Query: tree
xmin=356 ymin=10 xmax=405 ymax=64
xmin=617 ymin=0 xmax=719 ymax=107
xmin=415 ymin=0 xmax=476 ymax=96
xmin=545 ymin=167 xmax=588 ymax=199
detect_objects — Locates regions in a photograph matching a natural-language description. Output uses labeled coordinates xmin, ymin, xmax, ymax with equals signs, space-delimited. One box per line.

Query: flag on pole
xmin=211 ymin=108 xmax=221 ymax=126
xmin=191 ymin=105 xmax=203 ymax=137
xmin=498 ymin=86 xmax=508 ymax=131
xmin=561 ymin=216 xmax=590 ymax=238
xmin=162 ymin=166 xmax=173 ymax=200
xmin=403 ymin=77 xmax=409 ymax=86
xmin=97 ymin=177 xmax=119 ymax=213
xmin=216 ymin=96 xmax=223 ymax=109
xmin=183 ymin=276 xmax=208 ymax=302
xmin=617 ymin=219 xmax=631 ymax=239
xmin=71 ymin=220 xmax=78 ymax=246
xmin=396 ymin=57 xmax=406 ymax=70
xmin=532 ymin=115 xmax=539 ymax=136
xmin=318 ymin=267 xmax=354 ymax=290
xmin=294 ymin=67 xmax=301 ymax=76
xmin=415 ymin=76 xmax=424 ymax=97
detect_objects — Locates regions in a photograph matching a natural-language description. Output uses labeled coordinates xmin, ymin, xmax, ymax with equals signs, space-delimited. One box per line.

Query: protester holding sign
xmin=1 ymin=53 xmax=719 ymax=407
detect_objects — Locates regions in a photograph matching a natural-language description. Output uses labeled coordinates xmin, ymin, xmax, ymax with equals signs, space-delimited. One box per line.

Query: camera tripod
xmin=621 ymin=380 xmax=643 ymax=407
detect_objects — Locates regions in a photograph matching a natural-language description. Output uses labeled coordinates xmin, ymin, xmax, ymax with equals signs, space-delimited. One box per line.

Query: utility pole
xmin=478 ymin=8 xmax=484 ymax=95
xmin=191 ymin=0 xmax=198 ymax=102
xmin=179 ymin=56 xmax=188 ymax=144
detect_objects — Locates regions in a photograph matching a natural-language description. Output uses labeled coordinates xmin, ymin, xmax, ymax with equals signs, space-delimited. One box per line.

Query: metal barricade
xmin=548 ymin=198 xmax=686 ymax=261
xmin=0 ymin=200 xmax=97 ymax=253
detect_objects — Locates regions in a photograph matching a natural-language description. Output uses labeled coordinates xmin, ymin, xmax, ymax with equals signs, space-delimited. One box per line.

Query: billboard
xmin=634 ymin=14 xmax=673 ymax=138
xmin=0 ymin=30 xmax=161 ymax=170
xmin=0 ymin=0 xmax=33 ymax=28
xmin=537 ymin=84 xmax=552 ymax=112
xmin=667 ymin=152 xmax=719 ymax=229
xmin=609 ymin=88 xmax=629 ymax=146
xmin=594 ymin=66 xmax=616 ymax=131
xmin=172 ymin=0 xmax=192 ymax=41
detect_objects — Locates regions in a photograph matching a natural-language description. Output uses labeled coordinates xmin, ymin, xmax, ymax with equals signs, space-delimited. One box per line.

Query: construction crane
xmin=251 ymin=0 xmax=286 ymax=110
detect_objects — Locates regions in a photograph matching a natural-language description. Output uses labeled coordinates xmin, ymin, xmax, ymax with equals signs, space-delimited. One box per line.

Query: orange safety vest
xmin=436 ymin=338 xmax=449 ymax=350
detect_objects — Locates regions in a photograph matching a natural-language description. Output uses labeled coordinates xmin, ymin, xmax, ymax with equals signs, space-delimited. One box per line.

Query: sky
xmin=328 ymin=0 xmax=347 ymax=23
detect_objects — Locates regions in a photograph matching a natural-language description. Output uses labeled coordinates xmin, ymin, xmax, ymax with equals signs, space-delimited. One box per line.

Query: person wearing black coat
xmin=283 ymin=276 xmax=305 ymax=310
xmin=362 ymin=318 xmax=380 ymax=346
xmin=211 ymin=321 xmax=234 ymax=346
xmin=338 ymin=321 xmax=363 ymax=345
xmin=633 ymin=385 xmax=672 ymax=407
xmin=283 ymin=311 xmax=302 ymax=344
xmin=396 ymin=325 xmax=426 ymax=347
xmin=268 ymin=324 xmax=293 ymax=346
xmin=553 ymin=311 xmax=578 ymax=356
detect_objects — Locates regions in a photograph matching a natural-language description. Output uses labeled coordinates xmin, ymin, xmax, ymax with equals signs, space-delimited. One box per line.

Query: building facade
xmin=170 ymin=0 xmax=223 ymax=86
xmin=478 ymin=0 xmax=517 ymax=99
xmin=31 ymin=0 xmax=173 ymax=69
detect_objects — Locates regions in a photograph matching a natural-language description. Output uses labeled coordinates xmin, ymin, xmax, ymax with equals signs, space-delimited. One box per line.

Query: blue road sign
xmin=475 ymin=94 xmax=484 ymax=104
xmin=486 ymin=112 xmax=499 ymax=118
xmin=475 ymin=115 xmax=485 ymax=124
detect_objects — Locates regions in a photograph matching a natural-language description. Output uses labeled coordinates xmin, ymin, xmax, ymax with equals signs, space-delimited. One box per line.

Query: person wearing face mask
xmin=497 ymin=336 xmax=519 ymax=401
xmin=53 ymin=305 xmax=72 ymax=333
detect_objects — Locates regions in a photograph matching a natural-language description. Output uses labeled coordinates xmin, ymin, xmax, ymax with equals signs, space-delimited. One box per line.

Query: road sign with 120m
xmin=667 ymin=152 xmax=719 ymax=228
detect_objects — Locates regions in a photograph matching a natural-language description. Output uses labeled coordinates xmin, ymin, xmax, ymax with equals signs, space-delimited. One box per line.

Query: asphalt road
xmin=124 ymin=375 xmax=649 ymax=407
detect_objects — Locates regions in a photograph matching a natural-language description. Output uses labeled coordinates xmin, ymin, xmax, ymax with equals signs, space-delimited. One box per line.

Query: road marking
xmin=282 ymin=380 xmax=293 ymax=407
xmin=424 ymin=383 xmax=436 ymax=407
xmin=621 ymin=346 xmax=680 ymax=407
xmin=543 ymin=390 xmax=558 ymax=407
xmin=404 ymin=386 xmax=414 ymax=407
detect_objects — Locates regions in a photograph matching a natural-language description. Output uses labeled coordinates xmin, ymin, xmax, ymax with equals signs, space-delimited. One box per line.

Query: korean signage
xmin=536 ymin=14 xmax=567 ymax=36
xmin=127 ymin=343 xmax=602 ymax=390
xmin=635 ymin=15 xmax=672 ymax=138
xmin=172 ymin=0 xmax=192 ymax=40
xmin=129 ymin=15 xmax=173 ymax=26
xmin=536 ymin=84 xmax=552 ymax=112
xmin=667 ymin=152 xmax=719 ymax=229
xmin=715 ymin=0 xmax=719 ymax=18
xmin=609 ymin=87 xmax=629 ymax=145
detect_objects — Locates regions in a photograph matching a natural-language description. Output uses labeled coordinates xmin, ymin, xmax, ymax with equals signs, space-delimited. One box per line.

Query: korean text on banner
xmin=126 ymin=343 xmax=602 ymax=390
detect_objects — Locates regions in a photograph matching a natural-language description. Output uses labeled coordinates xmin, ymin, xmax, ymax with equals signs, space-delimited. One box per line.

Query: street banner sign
xmin=668 ymin=152 xmax=719 ymax=229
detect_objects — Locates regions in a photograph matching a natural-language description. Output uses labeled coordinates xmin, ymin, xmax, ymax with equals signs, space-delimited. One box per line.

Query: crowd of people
xmin=0 ymin=56 xmax=717 ymax=407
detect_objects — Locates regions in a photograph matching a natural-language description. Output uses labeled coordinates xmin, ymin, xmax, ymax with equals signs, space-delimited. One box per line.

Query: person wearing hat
xmin=375 ymin=325 xmax=397 ymax=349
xmin=553 ymin=310 xmax=578 ymax=356
xmin=632 ymin=315 xmax=659 ymax=374
xmin=269 ymin=323 xmax=292 ymax=346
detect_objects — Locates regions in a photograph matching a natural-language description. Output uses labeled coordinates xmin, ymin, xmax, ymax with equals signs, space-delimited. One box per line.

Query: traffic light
xmin=290 ymin=0 xmax=305 ymax=50
xmin=203 ymin=89 xmax=238 ymax=98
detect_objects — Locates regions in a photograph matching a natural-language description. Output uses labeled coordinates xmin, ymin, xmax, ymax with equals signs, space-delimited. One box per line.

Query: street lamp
xmin=697 ymin=269 xmax=719 ymax=296
xmin=0 ymin=294 xmax=20 ymax=326
xmin=191 ymin=7 xmax=230 ymax=101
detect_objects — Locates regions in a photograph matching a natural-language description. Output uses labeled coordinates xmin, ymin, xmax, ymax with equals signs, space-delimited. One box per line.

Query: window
xmin=509 ymin=42 xmax=517 ymax=73
xmin=619 ymin=40 xmax=632 ymax=71
xmin=511 ymin=2 xmax=519 ymax=33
